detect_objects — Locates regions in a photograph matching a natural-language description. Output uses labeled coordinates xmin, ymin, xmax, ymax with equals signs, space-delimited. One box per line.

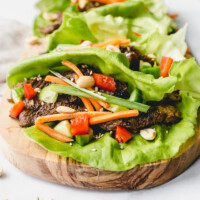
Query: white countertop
xmin=0 ymin=0 xmax=200 ymax=199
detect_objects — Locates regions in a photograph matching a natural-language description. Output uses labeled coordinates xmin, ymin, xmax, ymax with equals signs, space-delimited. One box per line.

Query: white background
xmin=0 ymin=0 xmax=200 ymax=199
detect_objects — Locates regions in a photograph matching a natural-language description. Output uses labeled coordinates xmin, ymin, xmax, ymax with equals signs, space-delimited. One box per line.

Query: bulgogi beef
xmin=99 ymin=105 xmax=181 ymax=133
xmin=39 ymin=12 xmax=63 ymax=35
xmin=13 ymin=65 xmax=129 ymax=127
xmin=120 ymin=45 xmax=155 ymax=71
xmin=11 ymin=64 xmax=181 ymax=132
xmin=78 ymin=1 xmax=105 ymax=12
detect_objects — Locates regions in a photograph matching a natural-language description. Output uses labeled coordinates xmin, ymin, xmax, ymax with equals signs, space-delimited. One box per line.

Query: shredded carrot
xmin=92 ymin=39 xmax=130 ymax=48
xmin=90 ymin=0 xmax=127 ymax=4
xmin=35 ymin=121 xmax=74 ymax=142
xmin=89 ymin=110 xmax=139 ymax=125
xmin=64 ymin=48 xmax=80 ymax=51
xmin=89 ymin=99 xmax=102 ymax=111
xmin=96 ymin=100 xmax=110 ymax=109
xmin=80 ymin=97 xmax=94 ymax=111
xmin=132 ymin=30 xmax=142 ymax=37
xmin=36 ymin=112 xmax=111 ymax=123
xmin=187 ymin=46 xmax=191 ymax=53
xmin=168 ymin=13 xmax=179 ymax=19
xmin=74 ymin=67 xmax=104 ymax=111
xmin=46 ymin=73 xmax=93 ymax=111
xmin=62 ymin=60 xmax=83 ymax=77
xmin=45 ymin=75 xmax=70 ymax=86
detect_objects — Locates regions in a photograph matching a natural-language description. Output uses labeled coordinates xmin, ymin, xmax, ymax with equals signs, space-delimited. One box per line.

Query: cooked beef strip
xmin=19 ymin=95 xmax=85 ymax=127
xmin=78 ymin=1 xmax=105 ymax=12
xmin=120 ymin=45 xmax=155 ymax=71
xmin=99 ymin=105 xmax=181 ymax=133
xmin=39 ymin=12 xmax=63 ymax=35
xmin=13 ymin=65 xmax=129 ymax=127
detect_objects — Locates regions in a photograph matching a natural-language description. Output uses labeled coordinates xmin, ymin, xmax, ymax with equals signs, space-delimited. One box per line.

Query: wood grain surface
xmin=0 ymin=41 xmax=199 ymax=190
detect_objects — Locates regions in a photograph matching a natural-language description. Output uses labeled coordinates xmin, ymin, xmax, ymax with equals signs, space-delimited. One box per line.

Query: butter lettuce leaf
xmin=169 ymin=58 xmax=200 ymax=99
xmin=7 ymin=48 xmax=177 ymax=102
xmin=134 ymin=25 xmax=187 ymax=62
xmin=36 ymin=0 xmax=71 ymax=12
xmin=47 ymin=1 xmax=173 ymax=50
xmin=23 ymin=94 xmax=200 ymax=171
xmin=47 ymin=12 xmax=98 ymax=50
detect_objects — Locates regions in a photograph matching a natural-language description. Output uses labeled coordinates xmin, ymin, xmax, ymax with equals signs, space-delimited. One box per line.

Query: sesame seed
xmin=97 ymin=92 xmax=102 ymax=95
xmin=120 ymin=145 xmax=124 ymax=150
xmin=69 ymin=143 xmax=73 ymax=146
xmin=91 ymin=148 xmax=97 ymax=152
xmin=84 ymin=108 xmax=87 ymax=111
xmin=100 ymin=108 xmax=104 ymax=112
xmin=41 ymin=102 xmax=44 ymax=106
xmin=90 ymin=71 xmax=93 ymax=75
xmin=24 ymin=78 xmax=27 ymax=82
xmin=166 ymin=130 xmax=169 ymax=134
xmin=110 ymin=131 xmax=113 ymax=134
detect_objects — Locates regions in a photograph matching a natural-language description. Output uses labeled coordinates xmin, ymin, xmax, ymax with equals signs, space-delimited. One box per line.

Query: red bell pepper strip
xmin=160 ymin=57 xmax=174 ymax=77
xmin=24 ymin=84 xmax=36 ymax=99
xmin=115 ymin=126 xmax=133 ymax=143
xmin=70 ymin=114 xmax=89 ymax=136
xmin=93 ymin=73 xmax=116 ymax=92
xmin=10 ymin=100 xmax=25 ymax=118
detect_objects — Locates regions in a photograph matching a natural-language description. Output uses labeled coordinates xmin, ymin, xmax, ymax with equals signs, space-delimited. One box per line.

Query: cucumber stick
xmin=12 ymin=87 xmax=24 ymax=103
xmin=54 ymin=120 xmax=72 ymax=138
xmin=39 ymin=85 xmax=58 ymax=103
xmin=129 ymin=88 xmax=142 ymax=103
xmin=75 ymin=128 xmax=94 ymax=146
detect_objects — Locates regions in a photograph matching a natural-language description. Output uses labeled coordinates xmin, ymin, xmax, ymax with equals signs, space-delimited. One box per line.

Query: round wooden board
xmin=0 ymin=90 xmax=200 ymax=190
xmin=0 ymin=39 xmax=200 ymax=190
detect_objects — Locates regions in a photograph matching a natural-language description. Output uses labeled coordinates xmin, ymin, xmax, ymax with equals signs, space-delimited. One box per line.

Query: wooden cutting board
xmin=0 ymin=39 xmax=199 ymax=190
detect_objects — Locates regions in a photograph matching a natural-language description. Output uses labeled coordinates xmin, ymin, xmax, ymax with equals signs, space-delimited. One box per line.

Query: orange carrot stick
xmin=36 ymin=112 xmax=111 ymax=123
xmin=96 ymin=100 xmax=110 ymax=109
xmin=92 ymin=39 xmax=130 ymax=48
xmin=45 ymin=75 xmax=70 ymax=86
xmin=90 ymin=0 xmax=127 ymax=4
xmin=35 ymin=121 xmax=74 ymax=142
xmin=132 ymin=30 xmax=142 ymax=37
xmin=80 ymin=97 xmax=94 ymax=111
xmin=168 ymin=13 xmax=179 ymax=19
xmin=62 ymin=60 xmax=83 ymax=77
xmin=89 ymin=110 xmax=139 ymax=125
xmin=89 ymin=99 xmax=102 ymax=111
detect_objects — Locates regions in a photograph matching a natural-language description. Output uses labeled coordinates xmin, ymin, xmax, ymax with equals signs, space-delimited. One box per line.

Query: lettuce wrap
xmin=7 ymin=48 xmax=200 ymax=171
xmin=46 ymin=1 xmax=173 ymax=50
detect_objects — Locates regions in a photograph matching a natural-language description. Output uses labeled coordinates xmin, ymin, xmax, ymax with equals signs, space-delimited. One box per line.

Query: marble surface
xmin=0 ymin=0 xmax=200 ymax=199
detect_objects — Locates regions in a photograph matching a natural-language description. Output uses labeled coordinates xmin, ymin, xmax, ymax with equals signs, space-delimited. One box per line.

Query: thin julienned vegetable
xmin=91 ymin=39 xmax=130 ymax=48
xmin=50 ymin=70 xmax=107 ymax=101
xmin=50 ymin=84 xmax=150 ymax=112
xmin=35 ymin=121 xmax=74 ymax=142
xmin=89 ymin=110 xmax=139 ymax=125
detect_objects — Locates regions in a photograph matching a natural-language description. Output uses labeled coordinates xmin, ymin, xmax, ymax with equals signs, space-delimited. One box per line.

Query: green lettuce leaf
xmin=169 ymin=58 xmax=200 ymax=99
xmin=47 ymin=1 xmax=173 ymax=50
xmin=7 ymin=48 xmax=178 ymax=102
xmin=134 ymin=25 xmax=187 ymax=62
xmin=47 ymin=12 xmax=98 ymax=50
xmin=36 ymin=0 xmax=71 ymax=12
xmin=23 ymin=93 xmax=200 ymax=171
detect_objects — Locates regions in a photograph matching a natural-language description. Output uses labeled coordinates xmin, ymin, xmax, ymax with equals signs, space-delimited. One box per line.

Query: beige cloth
xmin=0 ymin=19 xmax=29 ymax=83
xmin=0 ymin=19 xmax=29 ymax=98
